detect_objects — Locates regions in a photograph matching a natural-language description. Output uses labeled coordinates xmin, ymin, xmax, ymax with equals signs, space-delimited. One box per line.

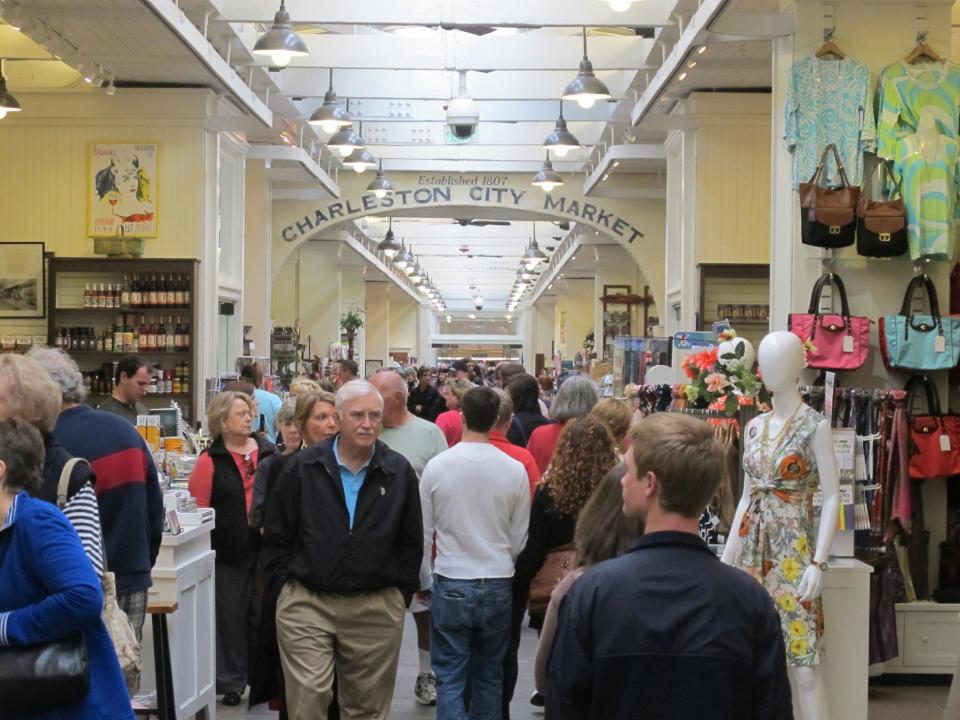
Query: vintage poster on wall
xmin=88 ymin=143 xmax=159 ymax=237
xmin=0 ymin=242 xmax=44 ymax=319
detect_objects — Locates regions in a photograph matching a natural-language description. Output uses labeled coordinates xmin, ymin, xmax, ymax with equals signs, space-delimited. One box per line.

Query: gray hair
xmin=336 ymin=379 xmax=384 ymax=410
xmin=27 ymin=346 xmax=87 ymax=404
xmin=371 ymin=369 xmax=408 ymax=402
xmin=493 ymin=387 xmax=514 ymax=429
xmin=551 ymin=375 xmax=599 ymax=423
xmin=0 ymin=353 xmax=63 ymax=433
xmin=276 ymin=399 xmax=296 ymax=426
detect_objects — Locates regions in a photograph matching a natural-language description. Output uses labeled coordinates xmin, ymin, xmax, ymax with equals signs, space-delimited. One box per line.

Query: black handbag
xmin=857 ymin=161 xmax=908 ymax=258
xmin=0 ymin=635 xmax=90 ymax=713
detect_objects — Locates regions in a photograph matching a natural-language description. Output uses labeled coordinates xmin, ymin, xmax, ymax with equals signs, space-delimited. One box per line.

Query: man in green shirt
xmin=98 ymin=355 xmax=149 ymax=425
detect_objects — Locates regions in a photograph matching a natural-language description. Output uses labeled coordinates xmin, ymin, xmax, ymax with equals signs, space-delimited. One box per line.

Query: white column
xmin=298 ymin=241 xmax=341 ymax=361
xmin=365 ymin=281 xmax=391 ymax=369
xmin=769 ymin=34 xmax=795 ymax=332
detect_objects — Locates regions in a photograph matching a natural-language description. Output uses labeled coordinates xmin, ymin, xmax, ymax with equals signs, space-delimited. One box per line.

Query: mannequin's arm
xmin=720 ymin=473 xmax=752 ymax=566
xmin=797 ymin=419 xmax=839 ymax=602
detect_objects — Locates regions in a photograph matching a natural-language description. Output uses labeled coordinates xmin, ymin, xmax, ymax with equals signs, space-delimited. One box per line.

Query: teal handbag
xmin=880 ymin=275 xmax=960 ymax=372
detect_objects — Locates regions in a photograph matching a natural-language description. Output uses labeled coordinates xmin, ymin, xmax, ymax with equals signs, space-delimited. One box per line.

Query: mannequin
xmin=721 ymin=331 xmax=839 ymax=720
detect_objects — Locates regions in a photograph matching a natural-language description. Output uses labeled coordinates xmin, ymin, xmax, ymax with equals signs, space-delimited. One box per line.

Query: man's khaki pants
xmin=276 ymin=580 xmax=406 ymax=720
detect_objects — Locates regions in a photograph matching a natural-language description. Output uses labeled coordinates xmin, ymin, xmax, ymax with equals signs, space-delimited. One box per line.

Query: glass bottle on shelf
xmin=120 ymin=276 xmax=130 ymax=307
xmin=174 ymin=275 xmax=185 ymax=307
xmin=157 ymin=317 xmax=167 ymax=352
xmin=163 ymin=317 xmax=173 ymax=352
xmin=137 ymin=316 xmax=147 ymax=352
xmin=182 ymin=276 xmax=190 ymax=307
xmin=111 ymin=283 xmax=119 ymax=309
xmin=163 ymin=275 xmax=174 ymax=307
xmin=148 ymin=274 xmax=158 ymax=307
xmin=181 ymin=320 xmax=190 ymax=349
xmin=130 ymin=275 xmax=141 ymax=308
xmin=122 ymin=317 xmax=134 ymax=353
xmin=113 ymin=316 xmax=123 ymax=353
xmin=83 ymin=283 xmax=92 ymax=308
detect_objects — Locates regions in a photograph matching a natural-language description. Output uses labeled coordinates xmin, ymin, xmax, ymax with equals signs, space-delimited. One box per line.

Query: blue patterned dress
xmin=785 ymin=56 xmax=875 ymax=190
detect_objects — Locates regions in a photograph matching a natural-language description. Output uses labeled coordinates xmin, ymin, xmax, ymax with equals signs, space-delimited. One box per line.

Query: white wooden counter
xmin=141 ymin=520 xmax=217 ymax=719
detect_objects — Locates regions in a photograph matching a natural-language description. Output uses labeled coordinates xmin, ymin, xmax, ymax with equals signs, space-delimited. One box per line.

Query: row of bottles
xmin=81 ymin=362 xmax=190 ymax=397
xmin=55 ymin=316 xmax=191 ymax=353
xmin=82 ymin=274 xmax=191 ymax=310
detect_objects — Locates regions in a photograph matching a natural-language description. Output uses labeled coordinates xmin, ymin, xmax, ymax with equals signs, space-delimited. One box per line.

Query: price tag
xmin=833 ymin=429 xmax=855 ymax=471
xmin=843 ymin=335 xmax=854 ymax=353
xmin=941 ymin=434 xmax=952 ymax=452
xmin=936 ymin=335 xmax=946 ymax=353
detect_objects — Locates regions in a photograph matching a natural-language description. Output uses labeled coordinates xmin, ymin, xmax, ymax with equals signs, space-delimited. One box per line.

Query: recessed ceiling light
xmin=602 ymin=174 xmax=609 ymax=181
xmin=698 ymin=45 xmax=707 ymax=55
xmin=572 ymin=256 xmax=577 ymax=260
xmin=468 ymin=313 xmax=477 ymax=319
xmin=688 ymin=61 xmax=697 ymax=68
xmin=678 ymin=72 xmax=687 ymax=81
xmin=612 ymin=161 xmax=620 ymax=168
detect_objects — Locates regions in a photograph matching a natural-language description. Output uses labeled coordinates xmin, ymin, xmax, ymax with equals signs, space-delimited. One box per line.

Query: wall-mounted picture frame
xmin=0 ymin=242 xmax=45 ymax=319
xmin=88 ymin=142 xmax=159 ymax=238
xmin=365 ymin=359 xmax=383 ymax=377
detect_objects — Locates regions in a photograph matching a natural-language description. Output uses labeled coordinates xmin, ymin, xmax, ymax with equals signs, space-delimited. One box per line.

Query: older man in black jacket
xmin=548 ymin=413 xmax=792 ymax=720
xmin=261 ymin=379 xmax=423 ymax=720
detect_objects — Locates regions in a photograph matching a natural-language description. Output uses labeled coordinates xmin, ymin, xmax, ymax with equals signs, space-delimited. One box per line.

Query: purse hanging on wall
xmin=880 ymin=275 xmax=960 ymax=372
xmin=857 ymin=161 xmax=908 ymax=258
xmin=904 ymin=374 xmax=960 ymax=480
xmin=788 ymin=272 xmax=870 ymax=371
xmin=799 ymin=144 xmax=861 ymax=249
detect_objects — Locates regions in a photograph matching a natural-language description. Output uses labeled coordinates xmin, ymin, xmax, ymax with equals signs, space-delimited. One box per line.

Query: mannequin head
xmin=757 ymin=331 xmax=804 ymax=395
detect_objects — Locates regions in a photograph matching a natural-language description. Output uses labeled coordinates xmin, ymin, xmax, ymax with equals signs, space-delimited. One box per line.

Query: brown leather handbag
xmin=799 ymin=143 xmax=860 ymax=249
xmin=857 ymin=161 xmax=907 ymax=258
xmin=527 ymin=544 xmax=577 ymax=616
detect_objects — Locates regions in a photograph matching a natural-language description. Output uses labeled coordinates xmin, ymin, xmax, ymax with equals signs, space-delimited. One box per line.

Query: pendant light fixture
xmin=328 ymin=103 xmax=365 ymax=157
xmin=607 ymin=0 xmax=634 ymax=10
xmin=401 ymin=245 xmax=417 ymax=275
xmin=563 ymin=28 xmax=612 ymax=109
xmin=531 ymin=152 xmax=564 ymax=192
xmin=376 ymin=217 xmax=401 ymax=258
xmin=343 ymin=147 xmax=377 ymax=173
xmin=543 ymin=102 xmax=580 ymax=158
xmin=366 ymin=159 xmax=394 ymax=198
xmin=309 ymin=69 xmax=352 ymax=134
xmin=409 ymin=257 xmax=425 ymax=284
xmin=522 ymin=223 xmax=548 ymax=270
xmin=393 ymin=238 xmax=413 ymax=271
xmin=252 ymin=0 xmax=309 ymax=67
xmin=0 ymin=60 xmax=22 ymax=120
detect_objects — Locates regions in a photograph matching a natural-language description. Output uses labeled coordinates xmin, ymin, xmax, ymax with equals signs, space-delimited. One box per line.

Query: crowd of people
xmin=0 ymin=348 xmax=795 ymax=720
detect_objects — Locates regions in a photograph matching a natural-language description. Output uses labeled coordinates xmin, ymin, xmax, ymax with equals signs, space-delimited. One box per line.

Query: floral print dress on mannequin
xmin=738 ymin=403 xmax=826 ymax=667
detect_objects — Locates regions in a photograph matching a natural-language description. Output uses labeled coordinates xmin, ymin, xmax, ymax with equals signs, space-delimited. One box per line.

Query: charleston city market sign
xmin=278 ymin=179 xmax=646 ymax=245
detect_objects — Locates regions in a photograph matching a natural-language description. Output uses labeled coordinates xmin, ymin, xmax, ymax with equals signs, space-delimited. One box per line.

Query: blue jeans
xmin=431 ymin=575 xmax=513 ymax=720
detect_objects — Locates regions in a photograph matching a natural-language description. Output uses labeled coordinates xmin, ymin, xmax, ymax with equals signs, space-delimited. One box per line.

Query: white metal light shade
xmin=400 ymin=246 xmax=417 ymax=275
xmin=532 ymin=154 xmax=564 ymax=191
xmin=366 ymin=165 xmax=394 ymax=198
xmin=0 ymin=72 xmax=22 ymax=119
xmin=376 ymin=219 xmax=401 ymax=258
xmin=543 ymin=104 xmax=580 ymax=158
xmin=328 ymin=127 xmax=365 ymax=157
xmin=252 ymin=1 xmax=309 ymax=67
xmin=343 ymin=148 xmax=377 ymax=173
xmin=562 ymin=28 xmax=612 ymax=109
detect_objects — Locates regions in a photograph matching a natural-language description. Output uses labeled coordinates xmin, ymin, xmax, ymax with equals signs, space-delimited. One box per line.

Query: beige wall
xmin=695 ymin=125 xmax=771 ymax=265
xmin=244 ymin=160 xmax=271 ymax=352
xmin=0 ymin=90 xmax=211 ymax=340
xmin=390 ymin=296 xmax=419 ymax=356
xmin=272 ymin=253 xmax=300 ymax=326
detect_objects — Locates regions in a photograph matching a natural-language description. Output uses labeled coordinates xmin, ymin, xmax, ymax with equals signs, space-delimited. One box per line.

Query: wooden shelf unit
xmin=47 ymin=257 xmax=199 ymax=422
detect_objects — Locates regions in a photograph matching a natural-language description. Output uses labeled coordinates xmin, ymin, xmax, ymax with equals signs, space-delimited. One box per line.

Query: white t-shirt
xmin=379 ymin=414 xmax=448 ymax=479
xmin=419 ymin=441 xmax=530 ymax=587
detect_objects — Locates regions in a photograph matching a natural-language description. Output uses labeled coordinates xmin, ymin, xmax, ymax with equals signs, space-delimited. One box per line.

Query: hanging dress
xmin=738 ymin=403 xmax=826 ymax=667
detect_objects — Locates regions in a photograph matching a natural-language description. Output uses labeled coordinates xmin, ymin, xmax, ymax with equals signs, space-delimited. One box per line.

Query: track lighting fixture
xmin=563 ymin=27 xmax=612 ymax=109
xmin=253 ymin=0 xmax=309 ymax=67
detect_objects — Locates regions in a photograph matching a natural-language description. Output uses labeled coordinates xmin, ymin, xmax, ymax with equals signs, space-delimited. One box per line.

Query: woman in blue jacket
xmin=0 ymin=416 xmax=133 ymax=719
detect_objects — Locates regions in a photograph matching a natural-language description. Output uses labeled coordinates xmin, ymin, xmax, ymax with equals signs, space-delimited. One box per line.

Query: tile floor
xmin=219 ymin=615 xmax=952 ymax=719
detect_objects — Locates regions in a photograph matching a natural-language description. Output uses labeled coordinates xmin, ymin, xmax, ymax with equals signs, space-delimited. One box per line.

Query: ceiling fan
xmin=452 ymin=218 xmax=511 ymax=227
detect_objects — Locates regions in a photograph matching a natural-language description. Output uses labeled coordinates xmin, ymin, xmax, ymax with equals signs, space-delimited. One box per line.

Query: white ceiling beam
xmin=358 ymin=121 xmax=605 ymax=146
xmin=215 ymin=0 xmax=676 ymax=27
xmin=377 ymin=159 xmax=583 ymax=172
xmin=278 ymin=68 xmax=634 ymax=100
xmin=368 ymin=145 xmax=593 ymax=162
xmin=247 ymin=144 xmax=341 ymax=196
xmin=244 ymin=34 xmax=654 ymax=71
xmin=298 ymin=98 xmax=614 ymax=123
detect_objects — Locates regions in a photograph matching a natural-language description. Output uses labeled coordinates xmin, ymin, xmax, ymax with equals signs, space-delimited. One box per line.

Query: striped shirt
xmin=61 ymin=482 xmax=106 ymax=577
xmin=1 ymin=493 xmax=18 ymax=531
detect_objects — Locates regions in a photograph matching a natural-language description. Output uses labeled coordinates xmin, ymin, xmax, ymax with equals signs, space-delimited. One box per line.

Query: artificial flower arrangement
xmin=680 ymin=330 xmax=770 ymax=416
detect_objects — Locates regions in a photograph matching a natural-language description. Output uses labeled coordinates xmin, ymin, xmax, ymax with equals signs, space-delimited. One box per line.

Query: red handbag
xmin=788 ymin=272 xmax=870 ymax=371
xmin=906 ymin=375 xmax=960 ymax=480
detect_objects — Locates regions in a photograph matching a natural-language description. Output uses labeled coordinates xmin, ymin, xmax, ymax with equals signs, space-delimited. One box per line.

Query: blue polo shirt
xmin=333 ymin=436 xmax=372 ymax=529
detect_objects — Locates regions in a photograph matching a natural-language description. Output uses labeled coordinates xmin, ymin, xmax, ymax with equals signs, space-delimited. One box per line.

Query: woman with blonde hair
xmin=503 ymin=415 xmax=617 ymax=716
xmin=590 ymin=397 xmax=634 ymax=454
xmin=435 ymin=378 xmax=473 ymax=447
xmin=189 ymin=390 xmax=277 ymax=706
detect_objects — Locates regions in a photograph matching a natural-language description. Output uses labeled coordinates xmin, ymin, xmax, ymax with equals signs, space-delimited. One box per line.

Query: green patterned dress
xmin=738 ymin=404 xmax=826 ymax=667
xmin=876 ymin=60 xmax=960 ymax=160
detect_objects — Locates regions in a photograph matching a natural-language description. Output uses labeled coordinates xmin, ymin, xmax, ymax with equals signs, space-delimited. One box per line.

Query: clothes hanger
xmin=905 ymin=31 xmax=941 ymax=64
xmin=815 ymin=28 xmax=846 ymax=59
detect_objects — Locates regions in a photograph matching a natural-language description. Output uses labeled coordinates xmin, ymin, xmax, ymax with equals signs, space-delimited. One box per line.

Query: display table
xmin=799 ymin=558 xmax=872 ymax=720
xmin=882 ymin=602 xmax=960 ymax=675
xmin=141 ymin=521 xmax=216 ymax=720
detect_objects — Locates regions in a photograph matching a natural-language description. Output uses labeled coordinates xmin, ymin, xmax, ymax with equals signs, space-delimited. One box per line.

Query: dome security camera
xmin=446 ymin=70 xmax=479 ymax=140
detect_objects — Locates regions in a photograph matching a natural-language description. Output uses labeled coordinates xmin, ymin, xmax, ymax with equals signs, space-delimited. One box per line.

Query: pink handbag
xmin=788 ymin=272 xmax=870 ymax=371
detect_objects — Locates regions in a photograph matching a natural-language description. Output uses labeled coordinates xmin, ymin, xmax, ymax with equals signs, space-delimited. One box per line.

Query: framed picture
xmin=0 ymin=242 xmax=45 ymax=319
xmin=88 ymin=142 xmax=159 ymax=237
xmin=365 ymin=359 xmax=383 ymax=377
